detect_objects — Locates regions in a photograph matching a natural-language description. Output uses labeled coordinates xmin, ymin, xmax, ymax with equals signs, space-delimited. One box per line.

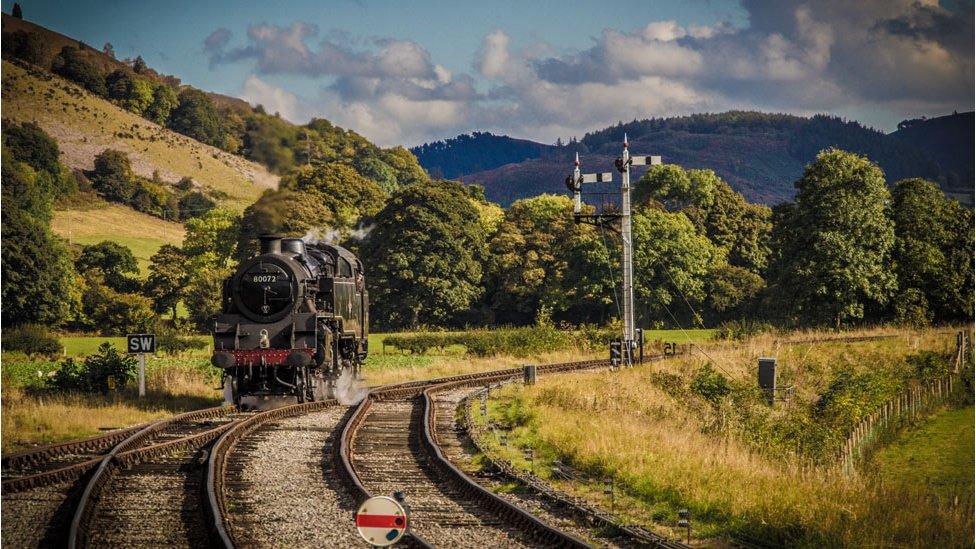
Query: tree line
xmin=3 ymin=114 xmax=971 ymax=337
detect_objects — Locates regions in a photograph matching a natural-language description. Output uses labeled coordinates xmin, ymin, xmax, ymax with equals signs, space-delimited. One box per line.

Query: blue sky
xmin=6 ymin=0 xmax=973 ymax=146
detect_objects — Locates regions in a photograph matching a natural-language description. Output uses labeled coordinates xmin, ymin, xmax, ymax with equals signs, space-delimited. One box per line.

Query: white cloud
xmin=210 ymin=3 xmax=972 ymax=146
xmin=241 ymin=74 xmax=301 ymax=121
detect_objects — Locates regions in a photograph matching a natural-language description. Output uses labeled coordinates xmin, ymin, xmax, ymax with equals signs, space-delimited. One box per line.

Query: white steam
xmin=302 ymin=223 xmax=375 ymax=245
xmin=335 ymin=368 xmax=368 ymax=405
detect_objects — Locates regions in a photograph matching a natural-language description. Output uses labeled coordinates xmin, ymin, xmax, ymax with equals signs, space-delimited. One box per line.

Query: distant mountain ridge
xmin=413 ymin=111 xmax=974 ymax=206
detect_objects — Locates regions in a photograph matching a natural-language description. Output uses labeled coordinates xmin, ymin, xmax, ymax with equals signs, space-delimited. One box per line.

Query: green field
xmin=873 ymin=406 xmax=975 ymax=497
xmin=52 ymin=204 xmax=186 ymax=276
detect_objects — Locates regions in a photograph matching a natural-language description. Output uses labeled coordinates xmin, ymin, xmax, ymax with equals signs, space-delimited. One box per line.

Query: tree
xmin=91 ymin=149 xmax=136 ymax=202
xmin=75 ymin=241 xmax=140 ymax=293
xmin=634 ymin=164 xmax=714 ymax=211
xmin=382 ymin=146 xmax=429 ymax=187
xmin=355 ymin=156 xmax=398 ymax=193
xmin=484 ymin=194 xmax=608 ymax=325
xmin=890 ymin=178 xmax=974 ymax=322
xmin=146 ymin=84 xmax=178 ymax=126
xmin=145 ymin=245 xmax=190 ymax=317
xmin=3 ymin=121 xmax=61 ymax=176
xmin=12 ymin=2 xmax=23 ymax=18
xmin=632 ymin=208 xmax=722 ymax=325
xmin=1 ymin=207 xmax=75 ymax=326
xmin=2 ymin=155 xmax=56 ymax=223
xmin=184 ymin=266 xmax=232 ymax=331
xmin=766 ymin=149 xmax=896 ymax=327
xmin=636 ymin=165 xmax=771 ymax=274
xmin=280 ymin=163 xmax=386 ymax=227
xmin=102 ymin=42 xmax=115 ymax=59
xmin=77 ymin=274 xmax=156 ymax=335
xmin=167 ymin=88 xmax=225 ymax=146
xmin=51 ymin=46 xmax=107 ymax=96
xmin=132 ymin=55 xmax=148 ymax=74
xmin=6 ymin=30 xmax=46 ymax=65
xmin=361 ymin=180 xmax=485 ymax=329
xmin=177 ymin=191 xmax=216 ymax=220
xmin=235 ymin=189 xmax=335 ymax=261
xmin=183 ymin=208 xmax=240 ymax=269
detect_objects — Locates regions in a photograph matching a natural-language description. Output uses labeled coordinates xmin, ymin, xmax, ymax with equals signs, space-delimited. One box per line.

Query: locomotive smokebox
xmin=259 ymin=234 xmax=282 ymax=254
xmin=281 ymin=238 xmax=307 ymax=256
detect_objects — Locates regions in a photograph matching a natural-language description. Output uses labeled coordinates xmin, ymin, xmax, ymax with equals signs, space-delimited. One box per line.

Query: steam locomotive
xmin=210 ymin=235 xmax=368 ymax=405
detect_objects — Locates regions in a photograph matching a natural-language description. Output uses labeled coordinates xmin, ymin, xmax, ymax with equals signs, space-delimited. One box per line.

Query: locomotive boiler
xmin=210 ymin=235 xmax=368 ymax=405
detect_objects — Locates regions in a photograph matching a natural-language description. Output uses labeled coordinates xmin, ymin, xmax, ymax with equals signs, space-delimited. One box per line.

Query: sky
xmin=5 ymin=0 xmax=973 ymax=147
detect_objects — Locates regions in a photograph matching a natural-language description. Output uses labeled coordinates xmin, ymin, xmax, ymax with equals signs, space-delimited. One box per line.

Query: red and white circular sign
xmin=355 ymin=496 xmax=408 ymax=546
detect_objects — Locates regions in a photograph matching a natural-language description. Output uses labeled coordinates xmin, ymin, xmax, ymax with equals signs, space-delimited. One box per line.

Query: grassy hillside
xmin=50 ymin=203 xmax=185 ymax=275
xmin=1 ymin=60 xmax=277 ymax=211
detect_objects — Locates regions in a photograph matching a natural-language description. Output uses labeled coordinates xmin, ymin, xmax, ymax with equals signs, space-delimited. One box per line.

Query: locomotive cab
xmin=211 ymin=235 xmax=369 ymax=406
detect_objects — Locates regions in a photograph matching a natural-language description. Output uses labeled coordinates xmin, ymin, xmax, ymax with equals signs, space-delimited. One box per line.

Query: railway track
xmin=67 ymin=405 xmax=240 ymax=548
xmin=205 ymin=359 xmax=619 ymax=548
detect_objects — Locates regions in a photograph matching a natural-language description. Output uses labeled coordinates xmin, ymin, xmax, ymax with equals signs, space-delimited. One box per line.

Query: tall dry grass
xmin=480 ymin=327 xmax=973 ymax=546
xmin=2 ymin=359 xmax=221 ymax=452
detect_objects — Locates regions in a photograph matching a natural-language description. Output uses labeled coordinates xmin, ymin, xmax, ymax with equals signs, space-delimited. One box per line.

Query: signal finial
xmin=623 ymin=133 xmax=629 ymax=149
xmin=574 ymin=152 xmax=580 ymax=166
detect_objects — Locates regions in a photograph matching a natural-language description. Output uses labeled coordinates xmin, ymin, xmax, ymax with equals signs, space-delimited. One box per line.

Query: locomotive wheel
xmin=230 ymin=372 xmax=241 ymax=407
xmin=295 ymin=368 xmax=307 ymax=403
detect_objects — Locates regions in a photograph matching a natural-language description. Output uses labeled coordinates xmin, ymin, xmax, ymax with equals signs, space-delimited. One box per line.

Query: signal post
xmin=566 ymin=135 xmax=660 ymax=367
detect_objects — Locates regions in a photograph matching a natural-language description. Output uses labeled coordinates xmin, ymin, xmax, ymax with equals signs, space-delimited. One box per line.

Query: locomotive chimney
xmin=259 ymin=234 xmax=282 ymax=254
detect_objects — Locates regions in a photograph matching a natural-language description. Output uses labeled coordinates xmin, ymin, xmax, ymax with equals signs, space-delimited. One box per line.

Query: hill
xmin=892 ymin=112 xmax=974 ymax=206
xmin=51 ymin=203 xmax=186 ymax=275
xmin=2 ymin=60 xmax=277 ymax=210
xmin=415 ymin=111 xmax=972 ymax=206
xmin=411 ymin=132 xmax=553 ymax=179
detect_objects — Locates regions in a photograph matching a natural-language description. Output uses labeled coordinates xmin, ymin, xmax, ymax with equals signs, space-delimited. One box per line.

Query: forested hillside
xmin=411 ymin=132 xmax=553 ymax=179
xmin=892 ymin=112 xmax=974 ymax=205
xmin=415 ymin=111 xmax=973 ymax=206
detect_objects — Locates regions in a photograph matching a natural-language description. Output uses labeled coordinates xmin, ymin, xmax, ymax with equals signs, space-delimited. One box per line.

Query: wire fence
xmin=838 ymin=374 xmax=957 ymax=473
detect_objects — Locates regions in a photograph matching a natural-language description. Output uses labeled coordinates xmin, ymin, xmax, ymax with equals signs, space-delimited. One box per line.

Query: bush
xmin=46 ymin=342 xmax=137 ymax=392
xmin=51 ymin=46 xmax=107 ymax=96
xmin=715 ymin=319 xmax=772 ymax=341
xmin=3 ymin=324 xmax=63 ymax=357
xmin=384 ymin=326 xmax=572 ymax=358
xmin=908 ymin=351 xmax=950 ymax=381
xmin=157 ymin=332 xmax=208 ymax=356
xmin=691 ymin=363 xmax=732 ymax=404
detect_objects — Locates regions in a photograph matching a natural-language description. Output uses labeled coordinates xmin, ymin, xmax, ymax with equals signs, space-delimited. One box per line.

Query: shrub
xmin=715 ymin=319 xmax=772 ymax=341
xmin=691 ymin=363 xmax=732 ymax=404
xmin=3 ymin=324 xmax=64 ymax=357
xmin=908 ymin=351 xmax=950 ymax=381
xmin=46 ymin=342 xmax=137 ymax=392
xmin=157 ymin=332 xmax=208 ymax=356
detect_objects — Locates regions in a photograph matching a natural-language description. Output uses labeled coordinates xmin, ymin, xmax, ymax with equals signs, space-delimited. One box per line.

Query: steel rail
xmin=204 ymin=398 xmax=339 ymax=548
xmin=421 ymin=380 xmax=590 ymax=548
xmin=67 ymin=405 xmax=235 ymax=549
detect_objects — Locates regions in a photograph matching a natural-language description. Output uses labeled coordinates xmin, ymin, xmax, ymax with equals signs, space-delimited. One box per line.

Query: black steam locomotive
xmin=210 ymin=235 xmax=368 ymax=405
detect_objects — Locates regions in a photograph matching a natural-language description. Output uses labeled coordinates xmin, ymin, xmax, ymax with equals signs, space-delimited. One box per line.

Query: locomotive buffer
xmin=565 ymin=136 xmax=660 ymax=367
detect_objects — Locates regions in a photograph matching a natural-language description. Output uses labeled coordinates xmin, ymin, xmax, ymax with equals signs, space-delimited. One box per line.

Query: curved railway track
xmin=205 ymin=360 xmax=619 ymax=548
xmin=67 ymin=405 xmax=240 ymax=548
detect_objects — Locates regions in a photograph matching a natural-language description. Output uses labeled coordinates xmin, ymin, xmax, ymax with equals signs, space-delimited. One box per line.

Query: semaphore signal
xmin=565 ymin=134 xmax=661 ymax=367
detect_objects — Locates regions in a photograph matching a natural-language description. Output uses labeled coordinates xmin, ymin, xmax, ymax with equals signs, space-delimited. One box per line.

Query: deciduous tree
xmin=361 ymin=180 xmax=485 ymax=329
xmin=766 ymin=149 xmax=896 ymax=327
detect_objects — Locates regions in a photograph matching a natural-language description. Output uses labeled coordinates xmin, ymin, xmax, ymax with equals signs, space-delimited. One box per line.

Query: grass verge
xmin=475 ymin=327 xmax=973 ymax=546
xmin=871 ymin=406 xmax=975 ymax=498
